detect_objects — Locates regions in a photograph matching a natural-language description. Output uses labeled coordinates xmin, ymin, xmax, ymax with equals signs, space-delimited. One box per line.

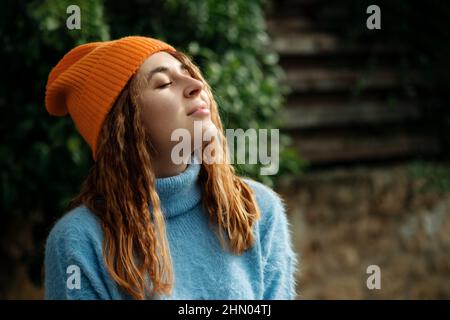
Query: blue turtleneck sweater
xmin=44 ymin=162 xmax=299 ymax=300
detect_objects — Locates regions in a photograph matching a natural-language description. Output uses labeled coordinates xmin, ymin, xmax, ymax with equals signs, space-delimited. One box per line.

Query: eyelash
xmin=158 ymin=82 xmax=172 ymax=88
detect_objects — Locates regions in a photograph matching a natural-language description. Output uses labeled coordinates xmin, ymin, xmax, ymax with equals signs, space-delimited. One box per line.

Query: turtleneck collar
xmin=155 ymin=158 xmax=202 ymax=219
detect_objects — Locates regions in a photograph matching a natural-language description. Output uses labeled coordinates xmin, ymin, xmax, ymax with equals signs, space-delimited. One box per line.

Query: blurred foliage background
xmin=0 ymin=0 xmax=303 ymax=294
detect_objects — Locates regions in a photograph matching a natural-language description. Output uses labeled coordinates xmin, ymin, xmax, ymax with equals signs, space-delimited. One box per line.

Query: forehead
xmin=138 ymin=51 xmax=180 ymax=74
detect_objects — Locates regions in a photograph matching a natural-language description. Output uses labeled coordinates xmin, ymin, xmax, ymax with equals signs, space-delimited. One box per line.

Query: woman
xmin=44 ymin=36 xmax=298 ymax=300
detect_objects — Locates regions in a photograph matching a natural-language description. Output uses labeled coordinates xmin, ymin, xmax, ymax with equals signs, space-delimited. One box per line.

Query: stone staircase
xmin=264 ymin=0 xmax=441 ymax=165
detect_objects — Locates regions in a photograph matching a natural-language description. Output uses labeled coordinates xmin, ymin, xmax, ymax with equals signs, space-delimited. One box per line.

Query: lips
xmin=187 ymin=101 xmax=208 ymax=116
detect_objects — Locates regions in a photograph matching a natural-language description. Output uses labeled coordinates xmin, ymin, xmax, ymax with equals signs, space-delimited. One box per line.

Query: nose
xmin=184 ymin=77 xmax=204 ymax=98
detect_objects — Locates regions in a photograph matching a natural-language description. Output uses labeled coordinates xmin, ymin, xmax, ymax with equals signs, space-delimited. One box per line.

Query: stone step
xmin=270 ymin=32 xmax=405 ymax=56
xmin=281 ymin=100 xmax=421 ymax=129
xmin=265 ymin=0 xmax=323 ymax=20
xmin=278 ymin=53 xmax=404 ymax=70
xmin=266 ymin=17 xmax=313 ymax=33
xmin=282 ymin=68 xmax=402 ymax=93
xmin=288 ymin=128 xmax=441 ymax=164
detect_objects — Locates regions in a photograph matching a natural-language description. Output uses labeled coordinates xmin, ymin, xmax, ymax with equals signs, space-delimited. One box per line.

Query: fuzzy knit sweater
xmin=44 ymin=161 xmax=299 ymax=300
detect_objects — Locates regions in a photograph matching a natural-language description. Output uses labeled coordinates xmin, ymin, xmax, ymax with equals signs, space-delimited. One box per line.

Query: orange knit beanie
xmin=45 ymin=36 xmax=176 ymax=160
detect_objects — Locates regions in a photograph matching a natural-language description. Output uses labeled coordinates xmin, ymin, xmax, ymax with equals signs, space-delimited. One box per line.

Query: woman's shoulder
xmin=240 ymin=177 xmax=288 ymax=233
xmin=240 ymin=177 xmax=297 ymax=277
xmin=44 ymin=205 xmax=109 ymax=300
xmin=46 ymin=205 xmax=103 ymax=249
xmin=241 ymin=177 xmax=285 ymax=213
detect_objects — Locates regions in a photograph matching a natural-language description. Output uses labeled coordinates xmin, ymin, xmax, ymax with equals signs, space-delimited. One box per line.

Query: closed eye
xmin=158 ymin=82 xmax=173 ymax=88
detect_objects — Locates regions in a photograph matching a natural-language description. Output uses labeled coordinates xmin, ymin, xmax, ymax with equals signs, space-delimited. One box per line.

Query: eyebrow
xmin=147 ymin=63 xmax=188 ymax=83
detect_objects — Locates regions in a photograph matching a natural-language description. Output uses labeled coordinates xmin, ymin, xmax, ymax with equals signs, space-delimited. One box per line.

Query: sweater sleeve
xmin=260 ymin=189 xmax=299 ymax=300
xmin=44 ymin=210 xmax=112 ymax=300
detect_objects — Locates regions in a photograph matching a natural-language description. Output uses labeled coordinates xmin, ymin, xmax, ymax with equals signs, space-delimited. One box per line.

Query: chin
xmin=203 ymin=121 xmax=218 ymax=138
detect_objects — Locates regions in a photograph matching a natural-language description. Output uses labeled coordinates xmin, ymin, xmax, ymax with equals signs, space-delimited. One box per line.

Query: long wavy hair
xmin=67 ymin=49 xmax=261 ymax=299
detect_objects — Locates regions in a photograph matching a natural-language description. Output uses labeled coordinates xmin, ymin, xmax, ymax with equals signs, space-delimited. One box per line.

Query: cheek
xmin=139 ymin=95 xmax=186 ymax=143
xmin=140 ymin=92 xmax=165 ymax=117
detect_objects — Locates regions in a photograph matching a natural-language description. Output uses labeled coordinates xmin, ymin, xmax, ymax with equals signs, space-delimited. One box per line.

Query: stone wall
xmin=278 ymin=162 xmax=450 ymax=299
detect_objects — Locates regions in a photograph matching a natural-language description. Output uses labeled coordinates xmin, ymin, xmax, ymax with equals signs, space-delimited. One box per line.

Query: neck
xmin=155 ymin=157 xmax=202 ymax=218
xmin=152 ymin=158 xmax=188 ymax=178
xmin=151 ymin=150 xmax=190 ymax=178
